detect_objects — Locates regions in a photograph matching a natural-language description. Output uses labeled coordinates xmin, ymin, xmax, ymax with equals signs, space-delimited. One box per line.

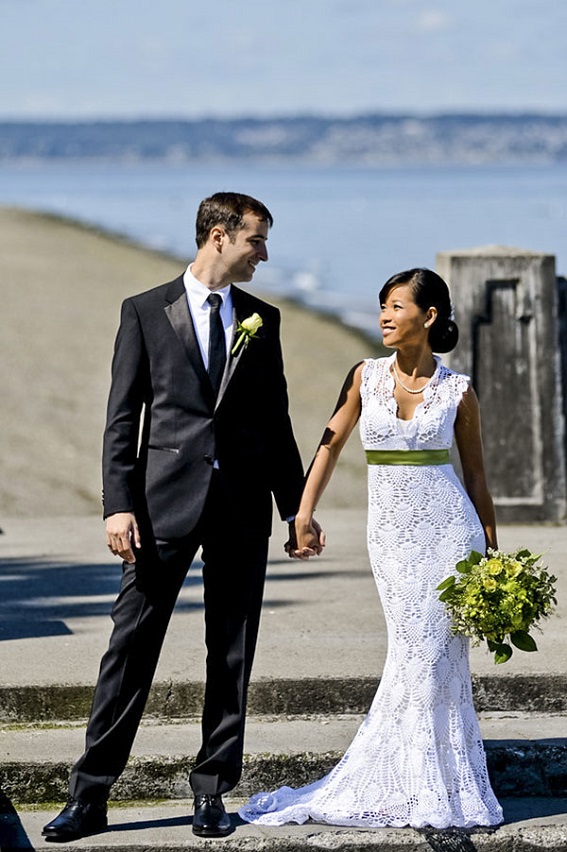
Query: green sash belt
xmin=366 ymin=449 xmax=450 ymax=466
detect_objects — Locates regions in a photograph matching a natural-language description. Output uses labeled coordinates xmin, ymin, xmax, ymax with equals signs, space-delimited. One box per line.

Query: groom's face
xmin=221 ymin=213 xmax=269 ymax=283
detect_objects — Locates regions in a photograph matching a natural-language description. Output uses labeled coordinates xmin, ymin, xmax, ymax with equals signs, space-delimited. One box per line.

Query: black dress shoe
xmin=42 ymin=798 xmax=107 ymax=842
xmin=192 ymin=794 xmax=232 ymax=837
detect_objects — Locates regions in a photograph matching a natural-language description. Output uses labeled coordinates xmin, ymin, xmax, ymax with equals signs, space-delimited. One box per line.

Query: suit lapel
xmin=163 ymin=279 xmax=258 ymax=411
xmin=163 ymin=277 xmax=216 ymax=405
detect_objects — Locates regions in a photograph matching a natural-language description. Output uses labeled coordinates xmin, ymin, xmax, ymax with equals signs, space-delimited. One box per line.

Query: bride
xmin=239 ymin=268 xmax=503 ymax=829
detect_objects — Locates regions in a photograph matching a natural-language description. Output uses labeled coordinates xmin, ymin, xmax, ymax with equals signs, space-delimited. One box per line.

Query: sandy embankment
xmin=0 ymin=207 xmax=381 ymax=517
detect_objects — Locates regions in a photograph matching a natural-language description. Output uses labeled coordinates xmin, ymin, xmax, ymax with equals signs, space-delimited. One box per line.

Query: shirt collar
xmin=184 ymin=264 xmax=232 ymax=308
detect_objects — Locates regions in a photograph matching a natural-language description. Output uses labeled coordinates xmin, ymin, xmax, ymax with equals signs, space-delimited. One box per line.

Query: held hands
xmin=105 ymin=512 xmax=140 ymax=563
xmin=285 ymin=515 xmax=326 ymax=560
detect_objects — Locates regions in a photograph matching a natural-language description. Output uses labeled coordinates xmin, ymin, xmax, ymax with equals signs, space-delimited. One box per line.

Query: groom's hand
xmin=106 ymin=512 xmax=141 ymax=563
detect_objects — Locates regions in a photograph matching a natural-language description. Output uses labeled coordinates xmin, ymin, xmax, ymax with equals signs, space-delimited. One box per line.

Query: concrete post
xmin=436 ymin=246 xmax=566 ymax=524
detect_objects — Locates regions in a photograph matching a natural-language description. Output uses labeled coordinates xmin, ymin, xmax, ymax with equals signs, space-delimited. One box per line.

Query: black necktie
xmin=207 ymin=293 xmax=226 ymax=395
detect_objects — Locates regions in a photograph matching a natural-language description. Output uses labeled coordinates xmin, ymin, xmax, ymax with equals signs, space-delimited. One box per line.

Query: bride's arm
xmin=454 ymin=386 xmax=497 ymax=550
xmin=294 ymin=362 xmax=364 ymax=557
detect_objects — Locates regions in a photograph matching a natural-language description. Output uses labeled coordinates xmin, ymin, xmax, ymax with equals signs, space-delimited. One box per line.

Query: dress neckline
xmin=385 ymin=353 xmax=441 ymax=423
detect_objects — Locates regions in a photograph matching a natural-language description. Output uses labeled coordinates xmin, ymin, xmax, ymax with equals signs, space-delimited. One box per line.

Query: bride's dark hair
xmin=379 ymin=268 xmax=459 ymax=353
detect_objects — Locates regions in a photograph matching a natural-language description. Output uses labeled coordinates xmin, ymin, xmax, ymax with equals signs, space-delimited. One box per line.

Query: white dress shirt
xmin=183 ymin=265 xmax=234 ymax=369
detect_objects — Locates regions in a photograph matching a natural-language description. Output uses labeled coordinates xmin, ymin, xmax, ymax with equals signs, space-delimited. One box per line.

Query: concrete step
xmin=1 ymin=674 xmax=566 ymax=724
xmin=1 ymin=713 xmax=566 ymax=804
xmin=2 ymin=798 xmax=567 ymax=851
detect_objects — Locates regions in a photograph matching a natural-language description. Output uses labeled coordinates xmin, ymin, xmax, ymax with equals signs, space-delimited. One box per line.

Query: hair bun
xmin=429 ymin=318 xmax=459 ymax=353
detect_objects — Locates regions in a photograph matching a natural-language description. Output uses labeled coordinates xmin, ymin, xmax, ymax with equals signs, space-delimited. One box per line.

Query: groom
xmin=43 ymin=192 xmax=319 ymax=841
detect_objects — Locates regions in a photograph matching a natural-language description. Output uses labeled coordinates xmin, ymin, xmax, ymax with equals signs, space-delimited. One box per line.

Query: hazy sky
xmin=1 ymin=0 xmax=566 ymax=119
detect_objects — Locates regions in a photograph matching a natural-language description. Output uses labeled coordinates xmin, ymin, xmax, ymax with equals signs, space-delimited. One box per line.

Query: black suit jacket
xmin=102 ymin=276 xmax=304 ymax=541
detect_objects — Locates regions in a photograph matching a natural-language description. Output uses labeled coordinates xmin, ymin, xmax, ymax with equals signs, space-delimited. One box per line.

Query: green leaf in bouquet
xmin=511 ymin=631 xmax=538 ymax=652
xmin=493 ymin=643 xmax=513 ymax=664
xmin=455 ymin=559 xmax=471 ymax=574
xmin=439 ymin=588 xmax=455 ymax=602
xmin=468 ymin=551 xmax=483 ymax=565
xmin=437 ymin=576 xmax=456 ymax=591
xmin=516 ymin=549 xmax=540 ymax=562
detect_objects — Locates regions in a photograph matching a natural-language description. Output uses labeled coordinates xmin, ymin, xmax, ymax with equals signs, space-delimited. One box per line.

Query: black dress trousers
xmin=68 ymin=470 xmax=269 ymax=802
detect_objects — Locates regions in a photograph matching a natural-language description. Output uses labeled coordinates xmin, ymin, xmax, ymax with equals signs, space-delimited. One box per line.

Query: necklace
xmin=392 ymin=360 xmax=435 ymax=395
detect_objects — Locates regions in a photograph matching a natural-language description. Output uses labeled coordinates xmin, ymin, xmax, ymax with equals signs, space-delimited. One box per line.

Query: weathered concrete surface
xmin=437 ymin=246 xmax=567 ymax=524
xmin=2 ymin=672 xmax=567 ymax=723
xmin=1 ymin=799 xmax=567 ymax=852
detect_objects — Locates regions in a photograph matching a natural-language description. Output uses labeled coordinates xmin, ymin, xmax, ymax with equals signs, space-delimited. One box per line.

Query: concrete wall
xmin=437 ymin=246 xmax=566 ymax=524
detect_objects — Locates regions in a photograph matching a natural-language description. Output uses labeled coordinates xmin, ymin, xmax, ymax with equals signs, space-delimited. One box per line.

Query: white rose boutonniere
xmin=231 ymin=312 xmax=263 ymax=356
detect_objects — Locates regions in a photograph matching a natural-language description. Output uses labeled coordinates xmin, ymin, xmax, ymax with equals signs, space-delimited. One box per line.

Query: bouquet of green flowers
xmin=437 ymin=548 xmax=557 ymax=664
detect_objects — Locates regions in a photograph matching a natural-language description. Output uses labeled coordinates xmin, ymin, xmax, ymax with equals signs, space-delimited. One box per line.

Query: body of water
xmin=1 ymin=160 xmax=566 ymax=336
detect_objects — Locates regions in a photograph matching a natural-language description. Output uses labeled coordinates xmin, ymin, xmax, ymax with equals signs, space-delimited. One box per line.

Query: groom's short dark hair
xmin=195 ymin=192 xmax=273 ymax=248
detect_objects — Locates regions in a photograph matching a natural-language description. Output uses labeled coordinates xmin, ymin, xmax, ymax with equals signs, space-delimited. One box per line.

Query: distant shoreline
xmin=2 ymin=114 xmax=567 ymax=165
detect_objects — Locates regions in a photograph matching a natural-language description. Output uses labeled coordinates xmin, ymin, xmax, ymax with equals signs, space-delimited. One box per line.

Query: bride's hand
xmin=292 ymin=515 xmax=326 ymax=559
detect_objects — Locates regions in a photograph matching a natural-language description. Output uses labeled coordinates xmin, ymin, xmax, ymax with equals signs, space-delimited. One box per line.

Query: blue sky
xmin=1 ymin=0 xmax=566 ymax=119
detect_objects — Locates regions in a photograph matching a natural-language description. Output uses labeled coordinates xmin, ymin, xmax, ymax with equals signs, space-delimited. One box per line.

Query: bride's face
xmin=379 ymin=284 xmax=428 ymax=349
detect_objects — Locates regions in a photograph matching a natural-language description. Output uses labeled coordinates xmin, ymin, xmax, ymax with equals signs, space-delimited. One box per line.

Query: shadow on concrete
xmin=420 ymin=830 xmax=482 ymax=851
xmin=266 ymin=567 xmax=345 ymax=581
xmin=0 ymin=556 xmax=204 ymax=643
xmin=0 ymin=555 xmax=338 ymax=642
xmin=0 ymin=791 xmax=34 ymax=850
xmin=110 ymin=810 xmax=236 ymax=837
xmin=501 ymin=796 xmax=567 ymax=822
xmin=109 ymin=812 xmax=191 ymax=833
xmin=0 ymin=618 xmax=72 ymax=641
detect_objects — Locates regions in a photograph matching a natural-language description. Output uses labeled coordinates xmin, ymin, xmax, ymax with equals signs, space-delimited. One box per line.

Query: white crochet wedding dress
xmin=239 ymin=355 xmax=503 ymax=829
